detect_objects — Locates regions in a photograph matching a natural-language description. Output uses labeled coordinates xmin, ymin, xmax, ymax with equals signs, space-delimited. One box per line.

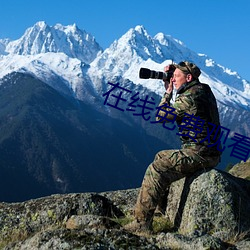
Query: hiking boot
xmin=124 ymin=219 xmax=152 ymax=234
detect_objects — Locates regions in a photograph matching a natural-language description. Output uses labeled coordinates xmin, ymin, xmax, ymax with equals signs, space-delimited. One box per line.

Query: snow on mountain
xmin=88 ymin=25 xmax=250 ymax=111
xmin=0 ymin=52 xmax=100 ymax=104
xmin=0 ymin=39 xmax=9 ymax=55
xmin=4 ymin=21 xmax=102 ymax=64
xmin=0 ymin=22 xmax=250 ymax=113
xmin=0 ymin=22 xmax=104 ymax=104
xmin=88 ymin=26 xmax=167 ymax=86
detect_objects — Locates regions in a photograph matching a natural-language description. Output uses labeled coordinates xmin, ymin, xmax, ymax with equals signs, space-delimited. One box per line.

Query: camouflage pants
xmin=134 ymin=148 xmax=220 ymax=222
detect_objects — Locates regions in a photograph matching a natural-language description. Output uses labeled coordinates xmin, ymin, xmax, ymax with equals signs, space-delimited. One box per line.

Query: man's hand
xmin=163 ymin=65 xmax=174 ymax=94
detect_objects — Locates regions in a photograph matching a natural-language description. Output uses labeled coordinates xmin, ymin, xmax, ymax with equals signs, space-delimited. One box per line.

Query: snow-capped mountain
xmin=1 ymin=22 xmax=250 ymax=200
xmin=0 ymin=52 xmax=100 ymax=103
xmin=1 ymin=22 xmax=249 ymax=110
xmin=89 ymin=25 xmax=250 ymax=111
xmin=0 ymin=22 xmax=250 ymax=130
xmin=0 ymin=22 xmax=104 ymax=103
xmin=3 ymin=21 xmax=102 ymax=64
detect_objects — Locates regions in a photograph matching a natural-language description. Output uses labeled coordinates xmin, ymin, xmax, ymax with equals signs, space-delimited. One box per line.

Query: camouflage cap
xmin=176 ymin=61 xmax=201 ymax=79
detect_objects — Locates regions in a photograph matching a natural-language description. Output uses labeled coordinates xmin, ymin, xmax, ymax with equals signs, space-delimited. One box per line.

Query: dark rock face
xmin=0 ymin=169 xmax=250 ymax=249
xmin=0 ymin=72 xmax=170 ymax=202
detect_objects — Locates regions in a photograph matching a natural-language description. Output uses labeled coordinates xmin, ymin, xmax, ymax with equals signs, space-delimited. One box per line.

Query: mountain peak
xmin=34 ymin=21 xmax=48 ymax=29
xmin=124 ymin=25 xmax=151 ymax=42
xmin=54 ymin=23 xmax=79 ymax=33
xmin=134 ymin=25 xmax=147 ymax=34
xmin=89 ymin=25 xmax=175 ymax=81
xmin=154 ymin=32 xmax=185 ymax=47
xmin=5 ymin=21 xmax=102 ymax=64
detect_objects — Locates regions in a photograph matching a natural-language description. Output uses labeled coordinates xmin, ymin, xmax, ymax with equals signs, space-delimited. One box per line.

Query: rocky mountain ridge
xmin=4 ymin=21 xmax=102 ymax=64
xmin=0 ymin=72 xmax=172 ymax=202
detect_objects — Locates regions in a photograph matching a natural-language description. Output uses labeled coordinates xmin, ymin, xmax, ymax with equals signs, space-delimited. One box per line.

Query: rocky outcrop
xmin=229 ymin=158 xmax=250 ymax=180
xmin=165 ymin=169 xmax=250 ymax=240
xmin=0 ymin=169 xmax=250 ymax=249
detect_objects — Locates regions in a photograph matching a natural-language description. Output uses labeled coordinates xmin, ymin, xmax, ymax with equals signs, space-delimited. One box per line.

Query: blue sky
xmin=1 ymin=0 xmax=250 ymax=81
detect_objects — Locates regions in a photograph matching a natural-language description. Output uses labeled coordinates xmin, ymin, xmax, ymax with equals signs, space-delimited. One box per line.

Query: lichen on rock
xmin=165 ymin=169 xmax=250 ymax=241
xmin=0 ymin=168 xmax=250 ymax=249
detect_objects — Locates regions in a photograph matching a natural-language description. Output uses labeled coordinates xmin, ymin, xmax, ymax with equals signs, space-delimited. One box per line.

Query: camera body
xmin=139 ymin=65 xmax=176 ymax=82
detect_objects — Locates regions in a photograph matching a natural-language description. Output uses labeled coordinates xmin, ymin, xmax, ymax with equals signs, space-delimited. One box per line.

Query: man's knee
xmin=154 ymin=150 xmax=175 ymax=161
xmin=152 ymin=150 xmax=176 ymax=172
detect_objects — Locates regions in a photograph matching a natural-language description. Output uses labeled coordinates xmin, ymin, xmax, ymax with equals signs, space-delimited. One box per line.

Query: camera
xmin=139 ymin=65 xmax=176 ymax=82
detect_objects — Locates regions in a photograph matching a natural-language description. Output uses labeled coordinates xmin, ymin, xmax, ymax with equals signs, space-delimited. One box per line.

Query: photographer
xmin=125 ymin=61 xmax=222 ymax=233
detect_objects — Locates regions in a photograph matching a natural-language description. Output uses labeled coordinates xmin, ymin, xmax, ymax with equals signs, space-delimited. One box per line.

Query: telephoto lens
xmin=139 ymin=68 xmax=167 ymax=80
xmin=139 ymin=65 xmax=176 ymax=82
xmin=139 ymin=68 xmax=151 ymax=79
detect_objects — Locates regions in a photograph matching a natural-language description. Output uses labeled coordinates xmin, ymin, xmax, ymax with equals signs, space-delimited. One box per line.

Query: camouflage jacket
xmin=156 ymin=79 xmax=221 ymax=156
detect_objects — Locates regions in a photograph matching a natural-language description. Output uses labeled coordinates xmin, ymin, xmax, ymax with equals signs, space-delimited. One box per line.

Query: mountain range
xmin=0 ymin=21 xmax=249 ymax=201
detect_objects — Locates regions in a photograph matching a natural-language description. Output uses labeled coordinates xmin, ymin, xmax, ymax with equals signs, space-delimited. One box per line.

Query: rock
xmin=1 ymin=168 xmax=250 ymax=249
xmin=156 ymin=232 xmax=228 ymax=250
xmin=229 ymin=159 xmax=250 ymax=180
xmin=4 ymin=228 xmax=161 ymax=250
xmin=235 ymin=240 xmax=250 ymax=250
xmin=165 ymin=169 xmax=250 ymax=241
xmin=0 ymin=192 xmax=124 ymax=248
xmin=100 ymin=188 xmax=140 ymax=215
xmin=65 ymin=214 xmax=120 ymax=230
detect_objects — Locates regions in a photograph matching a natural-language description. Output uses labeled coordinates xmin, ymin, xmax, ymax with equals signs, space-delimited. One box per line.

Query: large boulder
xmin=165 ymin=169 xmax=250 ymax=241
